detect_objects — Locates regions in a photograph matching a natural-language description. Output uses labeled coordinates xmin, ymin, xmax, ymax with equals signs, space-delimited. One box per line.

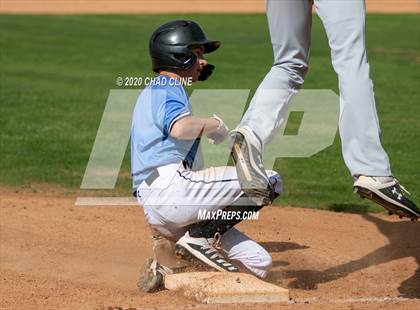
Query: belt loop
xmin=145 ymin=169 xmax=160 ymax=186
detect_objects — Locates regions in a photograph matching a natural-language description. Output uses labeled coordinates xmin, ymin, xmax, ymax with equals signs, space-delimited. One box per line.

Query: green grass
xmin=1 ymin=14 xmax=419 ymax=212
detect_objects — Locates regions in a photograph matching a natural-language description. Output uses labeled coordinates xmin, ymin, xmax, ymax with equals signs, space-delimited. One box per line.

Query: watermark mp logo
xmin=76 ymin=88 xmax=339 ymax=205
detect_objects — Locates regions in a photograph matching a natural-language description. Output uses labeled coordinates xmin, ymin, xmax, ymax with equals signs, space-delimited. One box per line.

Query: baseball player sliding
xmin=230 ymin=0 xmax=420 ymax=221
xmin=131 ymin=20 xmax=282 ymax=292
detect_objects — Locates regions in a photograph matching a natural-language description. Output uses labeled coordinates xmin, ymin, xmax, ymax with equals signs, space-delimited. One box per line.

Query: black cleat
xmin=176 ymin=232 xmax=239 ymax=273
xmin=354 ymin=176 xmax=419 ymax=221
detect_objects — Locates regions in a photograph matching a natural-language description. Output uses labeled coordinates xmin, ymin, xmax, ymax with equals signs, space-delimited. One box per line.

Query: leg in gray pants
xmin=240 ymin=0 xmax=391 ymax=177
xmin=233 ymin=0 xmax=419 ymax=220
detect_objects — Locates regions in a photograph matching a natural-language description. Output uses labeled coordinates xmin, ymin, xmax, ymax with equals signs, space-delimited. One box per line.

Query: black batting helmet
xmin=149 ymin=20 xmax=220 ymax=73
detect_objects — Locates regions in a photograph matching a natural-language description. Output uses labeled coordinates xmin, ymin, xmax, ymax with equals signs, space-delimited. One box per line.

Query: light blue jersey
xmin=131 ymin=75 xmax=201 ymax=190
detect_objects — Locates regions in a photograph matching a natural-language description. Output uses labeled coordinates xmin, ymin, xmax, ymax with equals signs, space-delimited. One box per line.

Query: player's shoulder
xmin=151 ymin=75 xmax=187 ymax=101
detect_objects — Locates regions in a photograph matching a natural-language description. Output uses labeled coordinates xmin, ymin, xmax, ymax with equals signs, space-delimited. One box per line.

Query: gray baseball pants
xmin=240 ymin=0 xmax=391 ymax=177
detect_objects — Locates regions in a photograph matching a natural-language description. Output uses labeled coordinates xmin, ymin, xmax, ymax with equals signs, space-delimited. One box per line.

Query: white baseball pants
xmin=136 ymin=162 xmax=282 ymax=278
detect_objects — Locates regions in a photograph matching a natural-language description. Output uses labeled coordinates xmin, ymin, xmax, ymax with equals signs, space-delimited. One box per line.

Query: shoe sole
xmin=231 ymin=131 xmax=272 ymax=204
xmin=354 ymin=186 xmax=419 ymax=221
xmin=233 ymin=142 xmax=254 ymax=182
xmin=231 ymin=131 xmax=269 ymax=186
xmin=176 ymin=240 xmax=239 ymax=273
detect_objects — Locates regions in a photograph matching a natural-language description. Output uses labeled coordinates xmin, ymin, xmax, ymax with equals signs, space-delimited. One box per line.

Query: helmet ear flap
xmin=172 ymin=51 xmax=197 ymax=70
xmin=151 ymin=50 xmax=196 ymax=73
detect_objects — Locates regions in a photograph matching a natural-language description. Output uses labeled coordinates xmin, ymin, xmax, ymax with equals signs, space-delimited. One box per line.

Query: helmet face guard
xmin=149 ymin=20 xmax=220 ymax=78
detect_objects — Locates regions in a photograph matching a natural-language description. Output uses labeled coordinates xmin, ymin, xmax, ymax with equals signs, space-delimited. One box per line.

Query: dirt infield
xmin=1 ymin=188 xmax=419 ymax=309
xmin=0 ymin=0 xmax=419 ymax=14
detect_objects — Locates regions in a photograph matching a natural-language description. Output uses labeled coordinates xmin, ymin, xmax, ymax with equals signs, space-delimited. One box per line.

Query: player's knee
xmin=329 ymin=26 xmax=367 ymax=77
xmin=272 ymin=61 xmax=308 ymax=88
xmin=248 ymin=251 xmax=272 ymax=279
xmin=266 ymin=170 xmax=283 ymax=198
xmin=260 ymin=251 xmax=273 ymax=270
xmin=245 ymin=247 xmax=272 ymax=274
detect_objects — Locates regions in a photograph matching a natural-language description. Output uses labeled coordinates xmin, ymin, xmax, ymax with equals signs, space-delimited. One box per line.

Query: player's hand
xmin=207 ymin=114 xmax=229 ymax=144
